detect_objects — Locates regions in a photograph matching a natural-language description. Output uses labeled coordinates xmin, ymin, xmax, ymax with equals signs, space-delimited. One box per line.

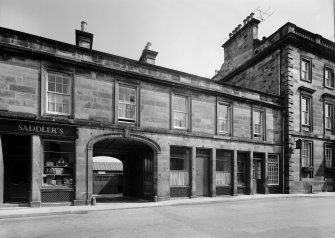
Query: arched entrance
xmin=87 ymin=133 xmax=159 ymax=202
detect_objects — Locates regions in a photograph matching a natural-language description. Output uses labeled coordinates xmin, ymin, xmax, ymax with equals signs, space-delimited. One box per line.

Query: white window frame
xmin=253 ymin=109 xmax=264 ymax=139
xmin=325 ymin=66 xmax=334 ymax=89
xmin=325 ymin=103 xmax=333 ymax=130
xmin=301 ymin=57 xmax=311 ymax=82
xmin=170 ymin=147 xmax=190 ymax=186
xmin=217 ymin=103 xmax=231 ymax=135
xmin=268 ymin=154 xmax=279 ymax=185
xmin=325 ymin=143 xmax=333 ymax=168
xmin=301 ymin=96 xmax=311 ymax=126
xmin=172 ymin=94 xmax=189 ymax=130
xmin=46 ymin=71 xmax=72 ymax=116
xmin=302 ymin=141 xmax=313 ymax=167
xmin=117 ymin=84 xmax=137 ymax=123
xmin=216 ymin=150 xmax=232 ymax=186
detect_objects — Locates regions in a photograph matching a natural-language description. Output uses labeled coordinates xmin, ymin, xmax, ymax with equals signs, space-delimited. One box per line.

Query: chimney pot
xmin=250 ymin=12 xmax=254 ymax=19
xmin=238 ymin=24 xmax=242 ymax=29
xmin=145 ymin=42 xmax=152 ymax=50
xmin=81 ymin=21 xmax=87 ymax=32
xmin=229 ymin=33 xmax=232 ymax=38
xmin=246 ymin=16 xmax=251 ymax=22
xmin=243 ymin=19 xmax=247 ymax=25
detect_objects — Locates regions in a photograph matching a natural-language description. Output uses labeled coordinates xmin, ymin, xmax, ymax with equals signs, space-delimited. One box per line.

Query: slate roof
xmin=93 ymin=162 xmax=123 ymax=171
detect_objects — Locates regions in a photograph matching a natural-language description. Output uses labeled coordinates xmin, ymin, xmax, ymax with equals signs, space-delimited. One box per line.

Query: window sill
xmin=216 ymin=185 xmax=232 ymax=187
xmin=300 ymin=79 xmax=312 ymax=83
xmin=324 ymin=86 xmax=334 ymax=90
xmin=218 ymin=132 xmax=231 ymax=136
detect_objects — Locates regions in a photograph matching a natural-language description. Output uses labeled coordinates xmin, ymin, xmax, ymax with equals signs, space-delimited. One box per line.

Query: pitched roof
xmin=93 ymin=162 xmax=123 ymax=171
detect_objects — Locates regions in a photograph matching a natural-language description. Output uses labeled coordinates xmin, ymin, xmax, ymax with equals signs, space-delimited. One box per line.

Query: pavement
xmin=1 ymin=192 xmax=335 ymax=220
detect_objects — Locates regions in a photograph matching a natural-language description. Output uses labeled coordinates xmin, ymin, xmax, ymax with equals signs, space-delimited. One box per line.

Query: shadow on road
xmin=93 ymin=194 xmax=150 ymax=203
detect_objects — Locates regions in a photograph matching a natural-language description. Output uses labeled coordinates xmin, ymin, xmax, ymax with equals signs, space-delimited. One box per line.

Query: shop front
xmin=0 ymin=118 xmax=76 ymax=207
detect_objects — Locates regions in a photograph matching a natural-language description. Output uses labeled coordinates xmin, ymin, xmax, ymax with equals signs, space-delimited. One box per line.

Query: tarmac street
xmin=1 ymin=195 xmax=335 ymax=238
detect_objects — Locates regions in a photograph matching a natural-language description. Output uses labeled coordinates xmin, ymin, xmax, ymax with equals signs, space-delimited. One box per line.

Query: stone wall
xmin=287 ymin=45 xmax=335 ymax=192
xmin=222 ymin=50 xmax=281 ymax=96
xmin=0 ymin=56 xmax=39 ymax=115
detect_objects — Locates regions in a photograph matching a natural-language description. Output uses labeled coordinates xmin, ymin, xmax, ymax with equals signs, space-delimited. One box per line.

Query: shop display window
xmin=42 ymin=140 xmax=75 ymax=187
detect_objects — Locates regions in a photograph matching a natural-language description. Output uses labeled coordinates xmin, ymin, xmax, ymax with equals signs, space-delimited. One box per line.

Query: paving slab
xmin=0 ymin=193 xmax=334 ymax=220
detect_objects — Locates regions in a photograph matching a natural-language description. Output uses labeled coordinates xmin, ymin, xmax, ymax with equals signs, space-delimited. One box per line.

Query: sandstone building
xmin=214 ymin=16 xmax=335 ymax=194
xmin=1 ymin=15 xmax=332 ymax=207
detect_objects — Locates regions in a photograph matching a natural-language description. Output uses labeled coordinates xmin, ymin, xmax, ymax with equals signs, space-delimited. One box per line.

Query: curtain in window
xmin=170 ymin=171 xmax=189 ymax=186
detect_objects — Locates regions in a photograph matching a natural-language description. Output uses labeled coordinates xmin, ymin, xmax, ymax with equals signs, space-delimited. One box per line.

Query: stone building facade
xmin=0 ymin=23 xmax=283 ymax=207
xmin=214 ymin=16 xmax=335 ymax=193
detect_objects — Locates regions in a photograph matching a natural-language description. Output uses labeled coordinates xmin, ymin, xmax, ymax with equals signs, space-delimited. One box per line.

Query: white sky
xmin=0 ymin=0 xmax=333 ymax=78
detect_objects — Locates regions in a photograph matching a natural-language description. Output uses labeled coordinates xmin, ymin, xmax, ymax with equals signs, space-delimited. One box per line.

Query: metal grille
xmin=327 ymin=184 xmax=335 ymax=192
xmin=41 ymin=190 xmax=74 ymax=203
xmin=305 ymin=185 xmax=312 ymax=194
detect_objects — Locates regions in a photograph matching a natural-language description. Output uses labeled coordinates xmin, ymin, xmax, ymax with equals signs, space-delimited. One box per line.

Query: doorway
xmin=196 ymin=149 xmax=210 ymax=196
xmin=253 ymin=153 xmax=265 ymax=194
xmin=2 ymin=134 xmax=31 ymax=203
xmin=92 ymin=138 xmax=154 ymax=202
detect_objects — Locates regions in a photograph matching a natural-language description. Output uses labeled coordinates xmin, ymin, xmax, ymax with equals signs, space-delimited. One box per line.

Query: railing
xmin=294 ymin=27 xmax=316 ymax=41
xmin=292 ymin=25 xmax=335 ymax=51
xmin=320 ymin=37 xmax=335 ymax=50
xmin=170 ymin=170 xmax=189 ymax=186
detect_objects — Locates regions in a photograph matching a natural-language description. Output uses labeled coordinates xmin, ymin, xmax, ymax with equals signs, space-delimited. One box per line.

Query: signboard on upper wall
xmin=0 ymin=118 xmax=76 ymax=139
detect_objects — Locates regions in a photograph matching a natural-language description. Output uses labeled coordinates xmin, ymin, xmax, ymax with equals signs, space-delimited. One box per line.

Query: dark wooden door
xmin=196 ymin=151 xmax=209 ymax=196
xmin=3 ymin=135 xmax=31 ymax=203
xmin=253 ymin=160 xmax=263 ymax=194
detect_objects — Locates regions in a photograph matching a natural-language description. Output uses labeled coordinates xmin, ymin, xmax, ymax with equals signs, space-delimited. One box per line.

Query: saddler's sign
xmin=0 ymin=119 xmax=76 ymax=139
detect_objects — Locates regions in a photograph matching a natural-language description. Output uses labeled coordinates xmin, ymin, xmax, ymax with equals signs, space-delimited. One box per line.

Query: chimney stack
xmin=75 ymin=21 xmax=94 ymax=49
xmin=139 ymin=42 xmax=158 ymax=65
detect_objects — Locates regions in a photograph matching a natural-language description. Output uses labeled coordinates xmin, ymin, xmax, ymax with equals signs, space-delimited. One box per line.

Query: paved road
xmin=1 ymin=197 xmax=335 ymax=238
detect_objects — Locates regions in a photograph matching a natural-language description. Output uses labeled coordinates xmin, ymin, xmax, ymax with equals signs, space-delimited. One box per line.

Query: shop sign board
xmin=0 ymin=119 xmax=76 ymax=139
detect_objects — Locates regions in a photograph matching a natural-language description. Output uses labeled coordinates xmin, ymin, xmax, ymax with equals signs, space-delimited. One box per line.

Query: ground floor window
xmin=43 ymin=140 xmax=75 ymax=187
xmin=216 ymin=150 xmax=232 ymax=186
xmin=302 ymin=141 xmax=313 ymax=167
xmin=237 ymin=152 xmax=248 ymax=186
xmin=170 ymin=147 xmax=189 ymax=186
xmin=268 ymin=154 xmax=279 ymax=185
xmin=325 ymin=143 xmax=333 ymax=168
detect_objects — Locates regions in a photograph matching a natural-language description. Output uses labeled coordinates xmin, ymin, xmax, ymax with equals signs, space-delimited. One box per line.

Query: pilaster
xmin=233 ymin=149 xmax=238 ymax=195
xmin=210 ymin=148 xmax=216 ymax=197
xmin=31 ymin=135 xmax=41 ymax=207
xmin=0 ymin=135 xmax=3 ymax=205
xmin=190 ymin=146 xmax=196 ymax=198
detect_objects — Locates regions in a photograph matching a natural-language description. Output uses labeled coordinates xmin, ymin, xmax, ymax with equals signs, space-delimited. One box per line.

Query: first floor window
xmin=302 ymin=141 xmax=313 ymax=167
xmin=301 ymin=96 xmax=311 ymax=127
xmin=47 ymin=72 xmax=71 ymax=115
xmin=218 ymin=103 xmax=231 ymax=134
xmin=253 ymin=109 xmax=264 ymax=138
xmin=301 ymin=58 xmax=311 ymax=82
xmin=325 ymin=103 xmax=333 ymax=130
xmin=118 ymin=85 xmax=136 ymax=122
xmin=43 ymin=140 xmax=75 ymax=187
xmin=268 ymin=154 xmax=279 ymax=185
xmin=325 ymin=67 xmax=334 ymax=89
xmin=325 ymin=144 xmax=333 ymax=168
xmin=173 ymin=95 xmax=189 ymax=129
xmin=170 ymin=147 xmax=189 ymax=186
xmin=237 ymin=152 xmax=248 ymax=186
xmin=216 ymin=150 xmax=232 ymax=186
